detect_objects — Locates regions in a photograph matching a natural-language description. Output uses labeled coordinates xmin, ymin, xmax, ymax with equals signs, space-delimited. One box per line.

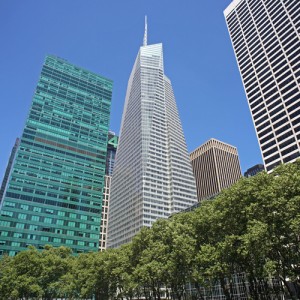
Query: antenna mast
xmin=143 ymin=15 xmax=148 ymax=46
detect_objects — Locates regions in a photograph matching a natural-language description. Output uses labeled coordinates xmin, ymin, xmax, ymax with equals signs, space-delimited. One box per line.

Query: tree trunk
xmin=280 ymin=276 xmax=296 ymax=300
xmin=219 ymin=277 xmax=231 ymax=300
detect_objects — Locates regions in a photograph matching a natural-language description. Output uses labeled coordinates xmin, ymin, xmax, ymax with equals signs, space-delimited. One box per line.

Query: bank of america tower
xmin=108 ymin=19 xmax=198 ymax=248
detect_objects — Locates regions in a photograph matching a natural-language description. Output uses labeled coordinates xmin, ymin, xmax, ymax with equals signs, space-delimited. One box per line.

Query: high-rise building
xmin=224 ymin=0 xmax=300 ymax=172
xmin=244 ymin=163 xmax=265 ymax=177
xmin=190 ymin=139 xmax=242 ymax=201
xmin=107 ymin=20 xmax=198 ymax=248
xmin=0 ymin=138 xmax=20 ymax=205
xmin=105 ymin=132 xmax=119 ymax=177
xmin=0 ymin=55 xmax=112 ymax=256
xmin=99 ymin=132 xmax=118 ymax=251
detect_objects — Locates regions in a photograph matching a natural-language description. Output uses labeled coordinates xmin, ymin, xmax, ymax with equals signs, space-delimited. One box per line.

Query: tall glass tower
xmin=224 ymin=0 xmax=300 ymax=172
xmin=108 ymin=20 xmax=198 ymax=248
xmin=0 ymin=55 xmax=112 ymax=256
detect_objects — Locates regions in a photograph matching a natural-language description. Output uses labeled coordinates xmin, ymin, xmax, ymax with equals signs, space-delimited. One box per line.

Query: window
xmin=56 ymin=219 xmax=64 ymax=225
xmin=18 ymin=213 xmax=27 ymax=220
xmin=44 ymin=218 xmax=52 ymax=224
xmin=29 ymin=225 xmax=38 ymax=231
xmin=20 ymin=204 xmax=29 ymax=210
xmin=16 ymin=223 xmax=24 ymax=229
xmin=1 ymin=211 xmax=13 ymax=217
xmin=32 ymin=216 xmax=39 ymax=222
xmin=33 ymin=207 xmax=41 ymax=213
xmin=68 ymin=221 xmax=75 ymax=227
xmin=13 ymin=233 xmax=22 ymax=238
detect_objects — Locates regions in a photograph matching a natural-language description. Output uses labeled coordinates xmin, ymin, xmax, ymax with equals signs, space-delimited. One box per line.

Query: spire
xmin=143 ymin=15 xmax=147 ymax=46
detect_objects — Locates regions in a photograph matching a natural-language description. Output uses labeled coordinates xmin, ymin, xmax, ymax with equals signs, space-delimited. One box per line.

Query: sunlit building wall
xmin=224 ymin=0 xmax=300 ymax=172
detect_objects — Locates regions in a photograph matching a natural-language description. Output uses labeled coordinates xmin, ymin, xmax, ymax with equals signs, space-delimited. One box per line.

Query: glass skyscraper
xmin=224 ymin=0 xmax=300 ymax=172
xmin=0 ymin=55 xmax=112 ymax=256
xmin=107 ymin=23 xmax=198 ymax=248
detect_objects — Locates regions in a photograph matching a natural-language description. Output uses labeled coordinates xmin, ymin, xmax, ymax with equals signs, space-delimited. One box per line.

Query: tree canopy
xmin=0 ymin=161 xmax=299 ymax=299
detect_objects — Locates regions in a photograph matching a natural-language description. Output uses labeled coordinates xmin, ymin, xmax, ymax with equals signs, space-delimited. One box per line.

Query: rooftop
xmin=224 ymin=0 xmax=243 ymax=17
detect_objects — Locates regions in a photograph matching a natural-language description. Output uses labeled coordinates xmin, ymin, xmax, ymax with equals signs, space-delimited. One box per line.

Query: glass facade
xmin=0 ymin=55 xmax=112 ymax=256
xmin=108 ymin=42 xmax=198 ymax=248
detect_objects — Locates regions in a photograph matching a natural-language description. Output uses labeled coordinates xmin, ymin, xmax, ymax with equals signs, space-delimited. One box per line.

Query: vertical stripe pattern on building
xmin=224 ymin=0 xmax=300 ymax=172
xmin=108 ymin=42 xmax=198 ymax=248
xmin=190 ymin=139 xmax=242 ymax=201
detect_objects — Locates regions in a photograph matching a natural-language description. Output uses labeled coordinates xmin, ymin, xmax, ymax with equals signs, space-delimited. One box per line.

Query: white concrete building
xmin=224 ymin=0 xmax=300 ymax=172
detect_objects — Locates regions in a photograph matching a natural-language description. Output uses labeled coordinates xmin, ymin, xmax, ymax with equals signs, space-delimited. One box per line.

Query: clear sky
xmin=0 ymin=0 xmax=262 ymax=181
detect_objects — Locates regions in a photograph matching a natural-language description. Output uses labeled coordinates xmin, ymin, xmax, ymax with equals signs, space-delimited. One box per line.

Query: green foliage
xmin=1 ymin=161 xmax=300 ymax=299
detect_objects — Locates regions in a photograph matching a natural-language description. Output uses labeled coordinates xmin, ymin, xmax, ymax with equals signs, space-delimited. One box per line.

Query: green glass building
xmin=0 ymin=55 xmax=112 ymax=256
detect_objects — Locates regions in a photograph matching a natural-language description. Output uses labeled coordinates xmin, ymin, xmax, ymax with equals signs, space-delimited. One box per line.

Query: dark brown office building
xmin=190 ymin=138 xmax=242 ymax=201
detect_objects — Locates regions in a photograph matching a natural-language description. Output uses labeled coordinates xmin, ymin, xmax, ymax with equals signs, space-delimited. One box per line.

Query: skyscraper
xmin=190 ymin=139 xmax=242 ymax=201
xmin=224 ymin=0 xmax=300 ymax=172
xmin=244 ymin=164 xmax=265 ymax=177
xmin=0 ymin=55 xmax=112 ymax=256
xmin=99 ymin=132 xmax=118 ymax=251
xmin=107 ymin=19 xmax=198 ymax=248
xmin=0 ymin=138 xmax=20 ymax=205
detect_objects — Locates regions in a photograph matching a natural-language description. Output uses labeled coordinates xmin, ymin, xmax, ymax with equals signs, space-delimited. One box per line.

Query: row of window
xmin=5 ymin=192 xmax=101 ymax=214
xmin=0 ymin=239 xmax=97 ymax=248
xmin=0 ymin=219 xmax=99 ymax=233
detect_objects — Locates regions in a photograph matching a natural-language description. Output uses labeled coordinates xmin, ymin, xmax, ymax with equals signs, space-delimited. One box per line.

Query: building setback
xmin=107 ymin=20 xmax=198 ymax=248
xmin=0 ymin=55 xmax=112 ymax=256
xmin=0 ymin=138 xmax=20 ymax=205
xmin=190 ymin=139 xmax=242 ymax=201
xmin=224 ymin=0 xmax=300 ymax=172
xmin=99 ymin=132 xmax=118 ymax=251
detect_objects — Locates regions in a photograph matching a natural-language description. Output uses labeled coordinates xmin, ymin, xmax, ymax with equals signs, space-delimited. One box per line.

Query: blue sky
xmin=0 ymin=0 xmax=262 ymax=180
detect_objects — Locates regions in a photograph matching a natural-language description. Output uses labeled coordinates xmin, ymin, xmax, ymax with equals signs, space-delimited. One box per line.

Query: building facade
xmin=224 ymin=0 xmax=300 ymax=172
xmin=99 ymin=132 xmax=118 ymax=251
xmin=107 ymin=24 xmax=198 ymax=248
xmin=105 ymin=132 xmax=118 ymax=177
xmin=0 ymin=55 xmax=112 ymax=256
xmin=190 ymin=139 xmax=242 ymax=201
xmin=244 ymin=163 xmax=265 ymax=177
xmin=0 ymin=138 xmax=20 ymax=205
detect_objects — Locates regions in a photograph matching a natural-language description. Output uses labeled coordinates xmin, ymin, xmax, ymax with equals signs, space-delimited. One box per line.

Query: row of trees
xmin=0 ymin=161 xmax=300 ymax=300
